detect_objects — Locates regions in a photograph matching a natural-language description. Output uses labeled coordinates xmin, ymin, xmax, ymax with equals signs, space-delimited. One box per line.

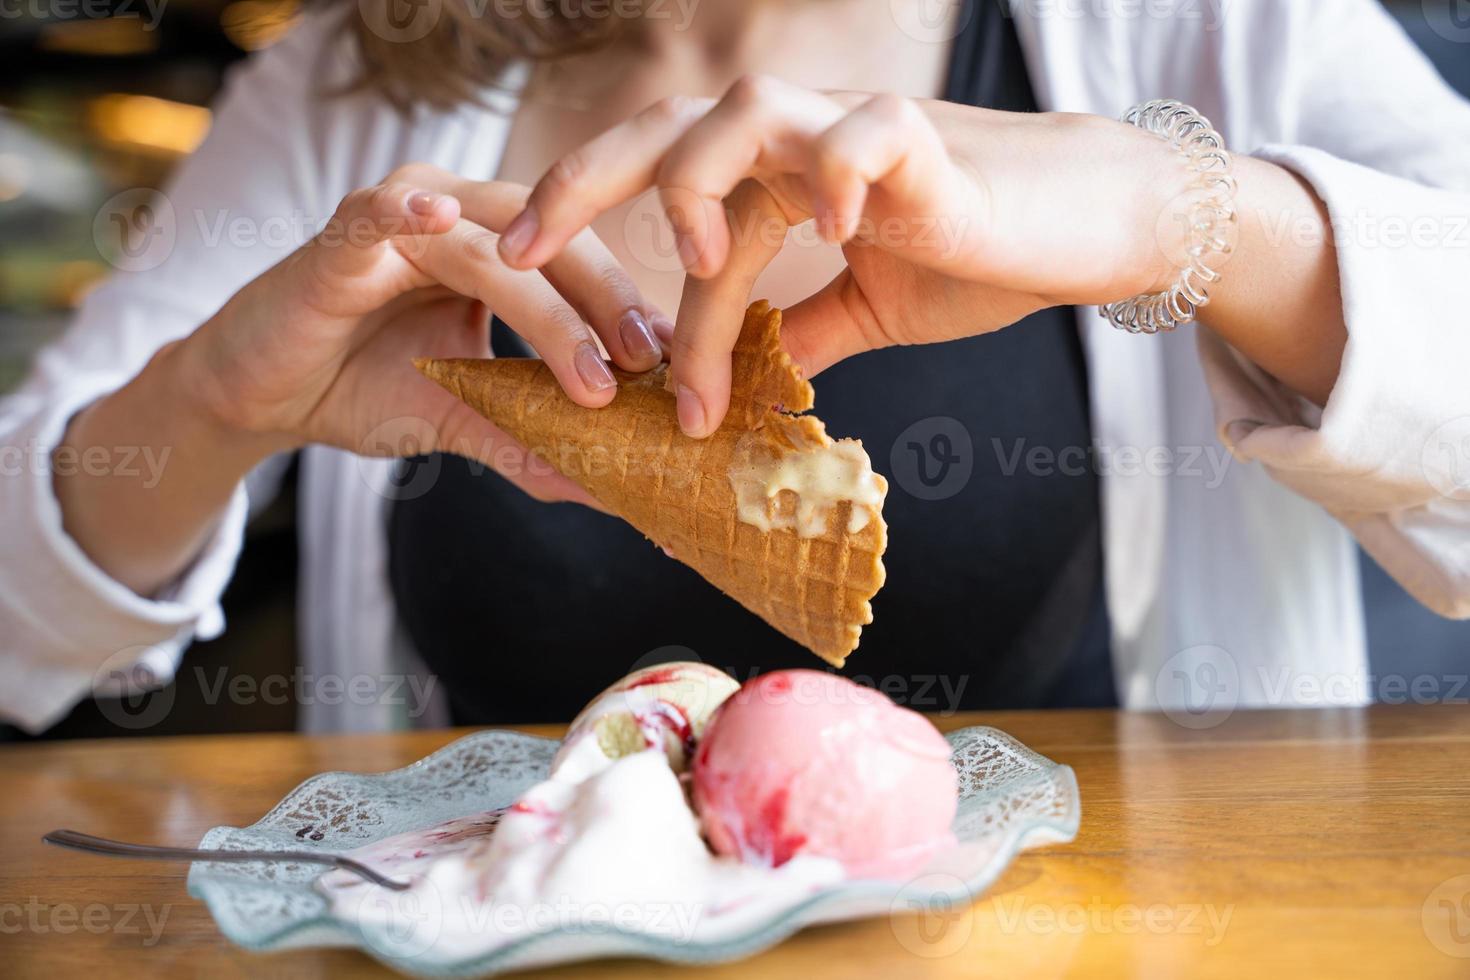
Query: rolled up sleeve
xmin=1195 ymin=0 xmax=1470 ymax=619
xmin=0 ymin=387 xmax=251 ymax=732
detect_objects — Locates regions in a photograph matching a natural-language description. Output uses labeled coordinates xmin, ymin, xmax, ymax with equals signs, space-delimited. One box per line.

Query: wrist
xmin=167 ymin=297 xmax=305 ymax=459
xmin=1100 ymin=103 xmax=1241 ymax=331
xmin=1134 ymin=131 xmax=1201 ymax=297
xmin=51 ymin=335 xmax=276 ymax=597
xmin=154 ymin=332 xmax=296 ymax=468
xmin=1054 ymin=114 xmax=1197 ymax=306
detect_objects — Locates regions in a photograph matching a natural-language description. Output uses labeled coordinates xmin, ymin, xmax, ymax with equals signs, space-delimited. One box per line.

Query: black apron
xmin=388 ymin=0 xmax=1115 ymax=723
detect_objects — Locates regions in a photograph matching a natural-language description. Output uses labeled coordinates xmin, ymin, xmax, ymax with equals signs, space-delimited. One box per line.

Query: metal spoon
xmin=43 ymin=829 xmax=411 ymax=891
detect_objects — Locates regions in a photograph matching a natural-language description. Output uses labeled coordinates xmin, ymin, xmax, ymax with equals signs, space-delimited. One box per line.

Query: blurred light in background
xmin=37 ymin=17 xmax=161 ymax=57
xmin=0 ymin=154 xmax=32 ymax=204
xmin=89 ymin=93 xmax=212 ymax=156
xmin=220 ymin=0 xmax=300 ymax=51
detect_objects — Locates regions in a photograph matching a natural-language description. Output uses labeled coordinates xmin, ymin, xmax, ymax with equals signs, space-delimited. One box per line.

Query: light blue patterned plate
xmin=187 ymin=726 xmax=1079 ymax=977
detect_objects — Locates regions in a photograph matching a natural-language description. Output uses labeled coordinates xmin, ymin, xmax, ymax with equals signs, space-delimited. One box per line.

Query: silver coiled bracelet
xmin=1099 ymin=100 xmax=1238 ymax=335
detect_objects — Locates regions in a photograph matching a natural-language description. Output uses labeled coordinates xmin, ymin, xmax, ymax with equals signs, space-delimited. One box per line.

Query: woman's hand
xmin=498 ymin=76 xmax=1343 ymax=435
xmin=56 ymin=165 xmax=671 ymax=595
xmin=494 ymin=79 xmax=1185 ymax=434
xmin=183 ymin=163 xmax=667 ymax=485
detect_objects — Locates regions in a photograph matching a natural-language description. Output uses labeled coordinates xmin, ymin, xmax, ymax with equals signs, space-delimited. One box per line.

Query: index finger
xmin=393 ymin=172 xmax=667 ymax=372
xmin=497 ymin=96 xmax=715 ymax=271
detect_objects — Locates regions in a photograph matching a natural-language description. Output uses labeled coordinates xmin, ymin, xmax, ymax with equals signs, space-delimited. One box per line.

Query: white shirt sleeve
xmin=0 ymin=14 xmax=339 ymax=732
xmin=1198 ymin=0 xmax=1470 ymax=618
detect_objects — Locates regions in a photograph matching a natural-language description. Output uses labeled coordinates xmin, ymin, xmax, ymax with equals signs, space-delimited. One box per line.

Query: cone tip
xmin=413 ymin=357 xmax=449 ymax=386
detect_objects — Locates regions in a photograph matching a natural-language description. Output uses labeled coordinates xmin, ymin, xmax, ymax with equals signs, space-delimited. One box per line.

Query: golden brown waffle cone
xmin=414 ymin=301 xmax=887 ymax=666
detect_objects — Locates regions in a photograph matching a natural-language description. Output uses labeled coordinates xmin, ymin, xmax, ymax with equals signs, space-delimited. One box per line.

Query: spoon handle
xmin=43 ymin=828 xmax=410 ymax=891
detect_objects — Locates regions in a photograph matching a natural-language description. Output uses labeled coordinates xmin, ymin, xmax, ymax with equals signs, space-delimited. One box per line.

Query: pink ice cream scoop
xmin=691 ymin=670 xmax=958 ymax=879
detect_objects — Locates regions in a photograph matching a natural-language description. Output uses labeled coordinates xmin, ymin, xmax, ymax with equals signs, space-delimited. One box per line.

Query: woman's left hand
xmin=495 ymin=76 xmax=1193 ymax=435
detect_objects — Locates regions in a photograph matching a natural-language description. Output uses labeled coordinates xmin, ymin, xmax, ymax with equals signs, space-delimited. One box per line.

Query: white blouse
xmin=3 ymin=0 xmax=1469 ymax=733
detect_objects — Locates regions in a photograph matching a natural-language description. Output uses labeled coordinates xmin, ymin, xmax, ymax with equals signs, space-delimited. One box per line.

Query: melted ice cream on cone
xmin=414 ymin=301 xmax=888 ymax=666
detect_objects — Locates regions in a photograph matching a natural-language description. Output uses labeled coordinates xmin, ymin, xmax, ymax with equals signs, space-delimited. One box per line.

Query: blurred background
xmin=1 ymin=0 xmax=1467 ymax=737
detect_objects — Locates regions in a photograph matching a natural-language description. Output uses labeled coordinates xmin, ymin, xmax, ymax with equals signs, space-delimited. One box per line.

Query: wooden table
xmin=4 ymin=706 xmax=1469 ymax=978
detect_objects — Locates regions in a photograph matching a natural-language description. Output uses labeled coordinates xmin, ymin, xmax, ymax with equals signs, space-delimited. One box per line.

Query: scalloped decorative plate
xmin=187 ymin=726 xmax=1079 ymax=977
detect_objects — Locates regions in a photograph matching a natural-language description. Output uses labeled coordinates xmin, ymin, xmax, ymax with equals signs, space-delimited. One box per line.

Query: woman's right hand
xmin=55 ymin=164 xmax=668 ymax=595
xmin=176 ymin=163 xmax=669 ymax=503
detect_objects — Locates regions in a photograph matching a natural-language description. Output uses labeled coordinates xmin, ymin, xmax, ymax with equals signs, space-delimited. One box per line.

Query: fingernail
xmin=574 ymin=341 xmax=616 ymax=393
xmin=676 ymin=384 xmax=706 ymax=437
xmin=408 ymin=191 xmax=442 ymax=216
xmin=618 ymin=309 xmax=661 ymax=364
xmin=499 ymin=207 xmax=539 ymax=264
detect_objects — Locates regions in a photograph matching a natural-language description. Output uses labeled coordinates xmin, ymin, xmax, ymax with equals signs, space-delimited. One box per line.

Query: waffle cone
xmin=414 ymin=301 xmax=887 ymax=666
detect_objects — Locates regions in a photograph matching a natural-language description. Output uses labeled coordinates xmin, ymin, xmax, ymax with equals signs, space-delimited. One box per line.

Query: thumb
xmin=670 ymin=180 xmax=791 ymax=437
xmin=779 ymin=268 xmax=881 ymax=379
